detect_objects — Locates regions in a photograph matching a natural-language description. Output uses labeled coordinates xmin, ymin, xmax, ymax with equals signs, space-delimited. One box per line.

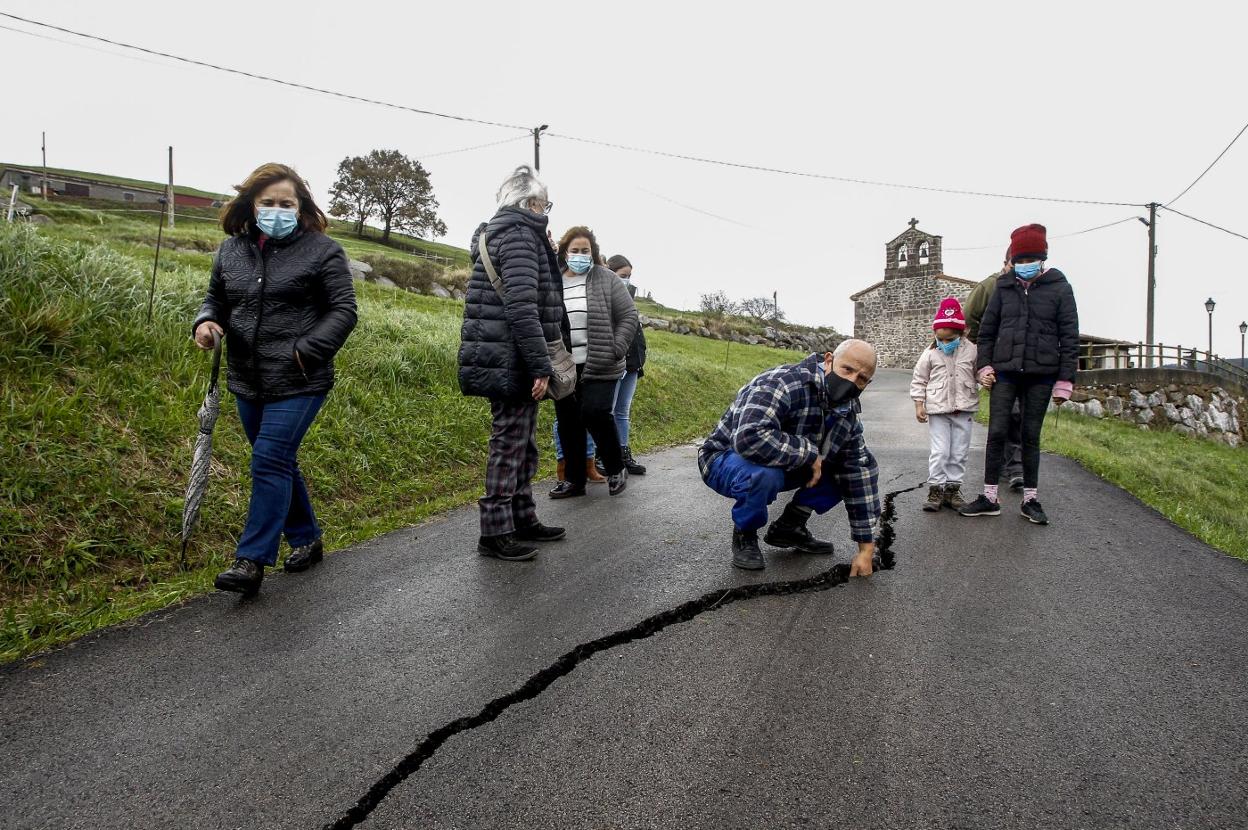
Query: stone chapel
xmin=849 ymin=220 xmax=981 ymax=369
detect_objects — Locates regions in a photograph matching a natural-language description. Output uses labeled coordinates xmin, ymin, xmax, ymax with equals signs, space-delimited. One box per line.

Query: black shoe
xmin=214 ymin=558 xmax=264 ymax=596
xmin=283 ymin=538 xmax=324 ymax=573
xmin=608 ymin=468 xmax=628 ymax=495
xmin=1009 ymin=476 xmax=1025 ymax=492
xmin=477 ymin=534 xmax=538 ymax=561
xmin=514 ymin=522 xmax=567 ymax=542
xmin=621 ymin=446 xmax=647 ymax=476
xmin=958 ymin=495 xmax=1002 ymax=517
xmin=922 ymin=485 xmax=944 ymax=512
xmin=732 ymin=528 xmax=765 ymax=570
xmin=594 ymin=456 xmax=607 ymax=477
xmin=763 ymin=515 xmax=835 ymax=555
xmin=548 ymin=480 xmax=586 ymax=499
xmin=1020 ymin=499 xmax=1049 ymax=525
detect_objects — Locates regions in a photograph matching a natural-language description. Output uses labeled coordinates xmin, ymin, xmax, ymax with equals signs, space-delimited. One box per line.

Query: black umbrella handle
xmin=209 ymin=331 xmax=223 ymax=393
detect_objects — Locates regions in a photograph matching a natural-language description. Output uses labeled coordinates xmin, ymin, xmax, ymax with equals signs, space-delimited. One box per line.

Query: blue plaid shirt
xmin=699 ymin=353 xmax=881 ymax=542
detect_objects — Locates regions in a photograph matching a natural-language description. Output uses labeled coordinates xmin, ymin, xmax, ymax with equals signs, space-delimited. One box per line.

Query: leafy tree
xmin=327 ymin=149 xmax=448 ymax=244
xmin=328 ymin=155 xmax=374 ymax=236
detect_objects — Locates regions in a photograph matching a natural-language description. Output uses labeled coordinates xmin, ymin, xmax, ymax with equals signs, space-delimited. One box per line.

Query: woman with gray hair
xmin=457 ymin=165 xmax=571 ymax=561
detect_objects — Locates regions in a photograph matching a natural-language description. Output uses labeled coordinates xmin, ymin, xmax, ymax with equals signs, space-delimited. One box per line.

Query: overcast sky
xmin=3 ymin=1 xmax=1247 ymax=355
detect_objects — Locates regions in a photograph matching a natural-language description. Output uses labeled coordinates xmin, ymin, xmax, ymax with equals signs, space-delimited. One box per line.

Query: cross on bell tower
xmin=909 ymin=217 xmax=919 ymax=230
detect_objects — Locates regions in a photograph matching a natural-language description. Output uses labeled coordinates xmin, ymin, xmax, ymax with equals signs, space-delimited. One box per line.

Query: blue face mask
xmin=938 ymin=338 xmax=960 ymax=356
xmin=566 ymin=253 xmax=593 ymax=274
xmin=256 ymin=207 xmax=298 ymax=239
xmin=1014 ymin=261 xmax=1043 ymax=280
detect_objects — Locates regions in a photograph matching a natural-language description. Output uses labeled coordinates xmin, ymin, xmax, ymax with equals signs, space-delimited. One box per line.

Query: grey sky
xmin=2 ymin=0 xmax=1246 ymax=355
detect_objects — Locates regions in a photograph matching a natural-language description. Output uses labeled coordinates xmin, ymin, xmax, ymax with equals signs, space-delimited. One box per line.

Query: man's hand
xmin=532 ymin=376 xmax=550 ymax=400
xmin=979 ymin=367 xmax=996 ymax=389
xmin=915 ymin=401 xmax=928 ymax=423
xmin=850 ymin=542 xmax=875 ymax=577
xmin=805 ymin=455 xmax=823 ymax=488
xmin=194 ymin=321 xmax=223 ymax=350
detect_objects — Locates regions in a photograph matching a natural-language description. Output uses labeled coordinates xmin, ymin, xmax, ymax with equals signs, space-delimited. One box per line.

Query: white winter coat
xmin=910 ymin=339 xmax=980 ymax=414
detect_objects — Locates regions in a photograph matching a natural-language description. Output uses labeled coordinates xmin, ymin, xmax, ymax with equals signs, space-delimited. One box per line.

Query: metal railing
xmin=1078 ymin=342 xmax=1248 ymax=387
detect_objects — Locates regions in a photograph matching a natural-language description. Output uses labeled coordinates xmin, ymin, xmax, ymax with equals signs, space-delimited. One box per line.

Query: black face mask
xmin=825 ymin=372 xmax=863 ymax=407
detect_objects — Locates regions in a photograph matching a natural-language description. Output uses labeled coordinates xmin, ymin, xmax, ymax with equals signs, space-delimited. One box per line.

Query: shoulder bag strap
xmin=478 ymin=228 xmax=505 ymax=298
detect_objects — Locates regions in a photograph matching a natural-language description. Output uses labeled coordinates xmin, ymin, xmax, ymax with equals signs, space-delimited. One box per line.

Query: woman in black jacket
xmin=458 ymin=165 xmax=570 ymax=561
xmin=960 ymin=224 xmax=1079 ymax=526
xmin=192 ymin=163 xmax=357 ymax=595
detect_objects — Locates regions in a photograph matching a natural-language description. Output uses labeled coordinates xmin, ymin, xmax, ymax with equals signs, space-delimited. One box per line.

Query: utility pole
xmin=532 ymin=125 xmax=548 ymax=172
xmin=773 ymin=290 xmax=778 ymax=320
xmin=1141 ymin=202 xmax=1157 ymax=366
xmin=6 ymin=184 xmax=18 ymax=222
xmin=167 ymin=146 xmax=175 ymax=229
xmin=41 ymin=131 xmax=48 ymax=199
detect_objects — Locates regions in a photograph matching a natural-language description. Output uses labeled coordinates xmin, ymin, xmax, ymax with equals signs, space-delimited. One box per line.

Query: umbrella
xmin=180 ymin=331 xmax=223 ymax=569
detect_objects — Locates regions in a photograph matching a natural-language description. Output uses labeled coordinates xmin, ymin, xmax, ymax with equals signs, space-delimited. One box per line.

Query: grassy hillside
xmin=0 ymin=213 xmax=801 ymax=662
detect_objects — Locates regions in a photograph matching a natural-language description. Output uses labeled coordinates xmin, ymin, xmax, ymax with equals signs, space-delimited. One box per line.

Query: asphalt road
xmin=3 ymin=370 xmax=1246 ymax=830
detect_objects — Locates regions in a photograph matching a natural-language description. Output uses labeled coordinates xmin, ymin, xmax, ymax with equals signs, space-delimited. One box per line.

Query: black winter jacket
xmin=457 ymin=207 xmax=569 ymax=401
xmin=623 ymin=281 xmax=647 ymax=375
xmin=976 ymin=268 xmax=1079 ymax=382
xmin=192 ymin=229 xmax=358 ymax=402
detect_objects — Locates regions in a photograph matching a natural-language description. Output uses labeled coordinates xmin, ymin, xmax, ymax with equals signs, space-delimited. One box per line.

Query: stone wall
xmin=1060 ymin=380 xmax=1245 ymax=447
xmin=854 ymin=275 xmax=973 ymax=369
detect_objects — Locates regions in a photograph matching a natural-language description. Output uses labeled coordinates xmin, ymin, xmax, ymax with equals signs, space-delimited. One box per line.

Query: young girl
xmin=959 ymin=223 xmax=1079 ymax=525
xmin=911 ymin=297 xmax=979 ymax=512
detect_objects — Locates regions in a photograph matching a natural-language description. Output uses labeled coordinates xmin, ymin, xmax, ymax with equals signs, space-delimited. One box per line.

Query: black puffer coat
xmin=192 ymin=229 xmax=358 ymax=401
xmin=457 ymin=207 xmax=569 ymax=401
xmin=976 ymin=268 xmax=1079 ymax=382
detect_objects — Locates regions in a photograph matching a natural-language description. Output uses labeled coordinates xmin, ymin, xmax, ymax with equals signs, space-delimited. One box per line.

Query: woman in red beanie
xmin=959 ymin=224 xmax=1079 ymax=526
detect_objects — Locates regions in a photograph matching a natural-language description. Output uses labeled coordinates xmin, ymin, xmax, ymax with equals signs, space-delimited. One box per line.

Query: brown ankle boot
xmin=586 ymin=457 xmax=607 ymax=483
xmin=556 ymin=459 xmax=566 ymax=482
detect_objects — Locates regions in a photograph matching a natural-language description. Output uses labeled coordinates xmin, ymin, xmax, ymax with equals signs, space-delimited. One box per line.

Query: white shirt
xmin=562 ymin=273 xmax=589 ymax=365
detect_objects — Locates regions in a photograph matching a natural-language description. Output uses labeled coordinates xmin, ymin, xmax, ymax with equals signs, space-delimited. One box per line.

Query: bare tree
xmin=699 ymin=290 xmax=739 ymax=317
xmin=739 ymin=296 xmax=786 ymax=322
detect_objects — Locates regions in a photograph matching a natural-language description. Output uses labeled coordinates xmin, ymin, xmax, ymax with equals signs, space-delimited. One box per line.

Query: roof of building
xmin=0 ymin=162 xmax=229 ymax=201
xmin=849 ymin=272 xmax=974 ymax=302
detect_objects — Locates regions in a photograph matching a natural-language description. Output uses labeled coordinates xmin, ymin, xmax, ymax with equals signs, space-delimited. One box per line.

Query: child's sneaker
xmin=1020 ymin=499 xmax=1049 ymax=525
xmin=959 ymin=495 xmax=1001 ymax=517
xmin=922 ymin=485 xmax=944 ymax=512
xmin=943 ymin=483 xmax=967 ymax=510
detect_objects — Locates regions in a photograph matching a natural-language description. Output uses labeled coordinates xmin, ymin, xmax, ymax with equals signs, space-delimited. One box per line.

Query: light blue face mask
xmin=256 ymin=207 xmax=298 ymax=239
xmin=938 ymin=338 xmax=960 ymax=356
xmin=1014 ymin=261 xmax=1043 ymax=280
xmin=566 ymin=253 xmax=593 ymax=274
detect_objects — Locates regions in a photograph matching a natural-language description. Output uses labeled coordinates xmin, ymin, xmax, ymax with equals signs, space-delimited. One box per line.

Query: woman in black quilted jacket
xmin=457 ymin=165 xmax=571 ymax=561
xmin=192 ymin=163 xmax=357 ymax=596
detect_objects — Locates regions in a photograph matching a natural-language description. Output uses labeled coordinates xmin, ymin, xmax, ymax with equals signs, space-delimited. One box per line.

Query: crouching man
xmin=698 ymin=340 xmax=881 ymax=573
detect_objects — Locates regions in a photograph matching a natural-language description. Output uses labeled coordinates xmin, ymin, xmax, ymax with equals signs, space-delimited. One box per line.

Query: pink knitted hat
xmin=933 ymin=297 xmax=966 ymax=331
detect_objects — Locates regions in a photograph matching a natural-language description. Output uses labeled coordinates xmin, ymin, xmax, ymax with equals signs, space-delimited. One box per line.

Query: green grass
xmin=976 ymin=401 xmax=1248 ymax=560
xmin=0 ymin=213 xmax=800 ymax=663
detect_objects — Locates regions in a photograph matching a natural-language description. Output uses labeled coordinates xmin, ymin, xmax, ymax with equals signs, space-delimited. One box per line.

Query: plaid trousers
xmin=479 ymin=399 xmax=540 ymax=537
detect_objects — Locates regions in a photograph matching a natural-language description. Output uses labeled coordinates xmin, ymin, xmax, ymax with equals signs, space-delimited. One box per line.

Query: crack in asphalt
xmin=323 ymin=481 xmax=925 ymax=829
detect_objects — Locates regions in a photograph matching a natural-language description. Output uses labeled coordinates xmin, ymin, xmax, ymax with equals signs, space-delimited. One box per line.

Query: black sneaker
xmin=548 ymin=480 xmax=586 ymax=499
xmin=477 ymin=534 xmax=538 ymax=561
xmin=214 ymin=558 xmax=264 ymax=596
xmin=283 ymin=538 xmax=324 ymax=573
xmin=514 ymin=522 xmax=567 ymax=542
xmin=1020 ymin=499 xmax=1049 ymax=525
xmin=1009 ymin=476 xmax=1025 ymax=492
xmin=763 ymin=521 xmax=834 ymax=554
xmin=732 ymin=528 xmax=765 ymax=570
xmin=621 ymin=446 xmax=647 ymax=476
xmin=608 ymin=469 xmax=628 ymax=496
xmin=958 ymin=495 xmax=1002 ymax=517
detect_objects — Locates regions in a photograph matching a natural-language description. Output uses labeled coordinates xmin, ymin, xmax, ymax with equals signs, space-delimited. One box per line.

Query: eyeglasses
xmin=541 ymin=200 xmax=553 ymax=215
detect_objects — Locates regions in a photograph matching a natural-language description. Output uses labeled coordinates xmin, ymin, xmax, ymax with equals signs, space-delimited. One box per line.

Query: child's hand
xmin=915 ymin=402 xmax=928 ymax=423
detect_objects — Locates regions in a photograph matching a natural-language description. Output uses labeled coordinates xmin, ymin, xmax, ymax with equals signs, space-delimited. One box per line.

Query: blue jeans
xmin=613 ymin=370 xmax=639 ymax=445
xmin=234 ymin=394 xmax=326 ymax=565
xmin=552 ymin=418 xmax=596 ymax=461
xmin=703 ymin=451 xmax=844 ymax=533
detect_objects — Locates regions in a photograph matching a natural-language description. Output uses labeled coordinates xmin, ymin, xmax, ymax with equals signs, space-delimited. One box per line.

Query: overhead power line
xmin=547 ymin=132 xmax=1145 ymax=208
xmin=1159 ymin=205 xmax=1248 ymax=242
xmin=0 ymin=12 xmax=529 ymax=132
xmin=1167 ymin=118 xmax=1248 ymax=206
xmin=944 ymin=215 xmax=1143 ymax=252
xmin=419 ymin=135 xmax=528 ymax=159
xmin=1 ymin=12 xmax=1147 ymax=208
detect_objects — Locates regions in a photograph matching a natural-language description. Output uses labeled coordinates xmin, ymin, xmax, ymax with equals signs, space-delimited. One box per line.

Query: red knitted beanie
xmin=1008 ymin=224 xmax=1048 ymax=261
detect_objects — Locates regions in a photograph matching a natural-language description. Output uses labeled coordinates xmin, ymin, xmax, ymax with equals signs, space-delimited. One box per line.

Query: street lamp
xmin=532 ymin=124 xmax=549 ymax=172
xmin=1205 ymin=297 xmax=1216 ymax=361
xmin=1240 ymin=320 xmax=1247 ymax=364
